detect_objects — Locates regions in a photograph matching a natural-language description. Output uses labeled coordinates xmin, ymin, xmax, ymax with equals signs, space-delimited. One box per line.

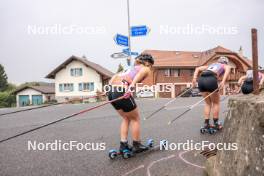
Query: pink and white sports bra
xmin=246 ymin=70 xmax=262 ymax=81
xmin=112 ymin=65 xmax=143 ymax=85
xmin=207 ymin=63 xmax=225 ymax=76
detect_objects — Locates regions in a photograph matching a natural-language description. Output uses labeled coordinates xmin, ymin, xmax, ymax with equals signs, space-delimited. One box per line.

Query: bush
xmin=0 ymin=91 xmax=16 ymax=108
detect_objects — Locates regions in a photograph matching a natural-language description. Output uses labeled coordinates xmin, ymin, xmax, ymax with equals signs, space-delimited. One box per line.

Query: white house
xmin=45 ymin=55 xmax=114 ymax=102
xmin=14 ymin=85 xmax=55 ymax=107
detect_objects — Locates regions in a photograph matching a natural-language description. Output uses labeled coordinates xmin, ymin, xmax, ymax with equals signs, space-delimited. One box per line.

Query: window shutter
xmin=79 ymin=83 xmax=83 ymax=91
xmin=59 ymin=84 xmax=63 ymax=92
xmin=90 ymin=83 xmax=94 ymax=91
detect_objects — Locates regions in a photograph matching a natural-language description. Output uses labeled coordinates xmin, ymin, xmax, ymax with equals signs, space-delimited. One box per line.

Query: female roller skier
xmin=238 ymin=69 xmax=264 ymax=94
xmin=108 ymin=54 xmax=154 ymax=154
xmin=192 ymin=56 xmax=231 ymax=132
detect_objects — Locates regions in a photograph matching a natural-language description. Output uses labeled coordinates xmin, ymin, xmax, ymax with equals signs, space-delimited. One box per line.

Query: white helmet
xmin=218 ymin=56 xmax=229 ymax=64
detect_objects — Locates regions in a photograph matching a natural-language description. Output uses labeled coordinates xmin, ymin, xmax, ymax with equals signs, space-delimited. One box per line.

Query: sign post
xmin=126 ymin=0 xmax=132 ymax=66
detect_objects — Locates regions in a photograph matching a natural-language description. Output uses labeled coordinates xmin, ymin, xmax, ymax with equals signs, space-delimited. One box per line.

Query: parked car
xmin=191 ymin=88 xmax=202 ymax=97
xmin=136 ymin=89 xmax=154 ymax=98
xmin=180 ymin=87 xmax=201 ymax=97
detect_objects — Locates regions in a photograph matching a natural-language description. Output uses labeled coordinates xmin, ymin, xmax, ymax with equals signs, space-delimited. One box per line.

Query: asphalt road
xmin=0 ymin=97 xmax=229 ymax=176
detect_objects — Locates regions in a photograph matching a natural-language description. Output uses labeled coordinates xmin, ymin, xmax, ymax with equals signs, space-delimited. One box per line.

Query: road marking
xmin=147 ymin=154 xmax=176 ymax=176
xmin=121 ymin=165 xmax=144 ymax=176
xmin=178 ymin=150 xmax=205 ymax=169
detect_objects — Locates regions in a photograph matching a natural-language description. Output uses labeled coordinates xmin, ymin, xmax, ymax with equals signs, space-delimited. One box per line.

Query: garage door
xmin=19 ymin=95 xmax=30 ymax=107
xmin=32 ymin=95 xmax=43 ymax=105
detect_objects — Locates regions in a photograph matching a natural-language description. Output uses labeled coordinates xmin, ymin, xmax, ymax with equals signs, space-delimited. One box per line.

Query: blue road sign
xmin=114 ymin=34 xmax=128 ymax=47
xmin=131 ymin=25 xmax=150 ymax=37
xmin=122 ymin=48 xmax=139 ymax=56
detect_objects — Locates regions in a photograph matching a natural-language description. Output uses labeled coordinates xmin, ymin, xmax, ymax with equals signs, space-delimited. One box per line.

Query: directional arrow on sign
xmin=131 ymin=25 xmax=150 ymax=37
xmin=122 ymin=48 xmax=139 ymax=56
xmin=114 ymin=34 xmax=129 ymax=47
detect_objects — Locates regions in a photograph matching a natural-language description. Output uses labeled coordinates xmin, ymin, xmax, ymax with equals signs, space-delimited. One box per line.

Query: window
xmin=189 ymin=69 xmax=194 ymax=76
xmin=171 ymin=69 xmax=180 ymax=77
xmin=79 ymin=82 xmax=94 ymax=91
xmin=164 ymin=69 xmax=180 ymax=77
xmin=70 ymin=68 xmax=83 ymax=77
xmin=164 ymin=69 xmax=170 ymax=77
xmin=59 ymin=83 xmax=74 ymax=92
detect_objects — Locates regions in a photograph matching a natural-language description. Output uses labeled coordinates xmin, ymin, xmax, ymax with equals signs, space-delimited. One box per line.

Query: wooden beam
xmin=251 ymin=28 xmax=259 ymax=95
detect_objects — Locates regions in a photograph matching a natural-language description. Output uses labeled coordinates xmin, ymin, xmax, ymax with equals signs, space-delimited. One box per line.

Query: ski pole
xmin=0 ymin=94 xmax=107 ymax=117
xmin=168 ymin=88 xmax=219 ymax=125
xmin=144 ymin=88 xmax=192 ymax=120
xmin=0 ymin=96 xmax=124 ymax=144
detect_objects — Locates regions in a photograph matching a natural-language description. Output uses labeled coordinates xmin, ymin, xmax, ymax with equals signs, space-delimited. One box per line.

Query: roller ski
xmin=211 ymin=121 xmax=223 ymax=133
xmin=200 ymin=120 xmax=223 ymax=134
xmin=108 ymin=139 xmax=154 ymax=159
xmin=200 ymin=123 xmax=215 ymax=134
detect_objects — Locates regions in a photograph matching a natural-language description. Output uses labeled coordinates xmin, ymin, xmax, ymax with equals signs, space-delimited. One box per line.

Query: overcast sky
xmin=0 ymin=0 xmax=263 ymax=84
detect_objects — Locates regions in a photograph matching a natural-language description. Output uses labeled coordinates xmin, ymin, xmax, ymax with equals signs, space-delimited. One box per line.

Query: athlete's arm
xmin=237 ymin=75 xmax=246 ymax=86
xmin=219 ymin=65 xmax=231 ymax=88
xmin=259 ymin=73 xmax=264 ymax=88
xmin=192 ymin=66 xmax=207 ymax=87
xmin=109 ymin=74 xmax=117 ymax=85
xmin=130 ymin=67 xmax=150 ymax=88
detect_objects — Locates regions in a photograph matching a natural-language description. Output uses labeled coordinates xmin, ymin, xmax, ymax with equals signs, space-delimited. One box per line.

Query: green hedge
xmin=0 ymin=91 xmax=16 ymax=108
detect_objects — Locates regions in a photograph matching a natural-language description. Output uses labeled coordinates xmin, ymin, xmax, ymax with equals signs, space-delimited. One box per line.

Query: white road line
xmin=147 ymin=154 xmax=176 ymax=176
xmin=178 ymin=150 xmax=205 ymax=169
xmin=121 ymin=165 xmax=144 ymax=176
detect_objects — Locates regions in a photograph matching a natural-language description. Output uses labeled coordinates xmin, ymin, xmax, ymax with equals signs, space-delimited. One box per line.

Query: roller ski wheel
xmin=200 ymin=124 xmax=215 ymax=134
xmin=122 ymin=149 xmax=133 ymax=159
xmin=160 ymin=139 xmax=168 ymax=150
xmin=108 ymin=149 xmax=118 ymax=159
xmin=147 ymin=139 xmax=154 ymax=148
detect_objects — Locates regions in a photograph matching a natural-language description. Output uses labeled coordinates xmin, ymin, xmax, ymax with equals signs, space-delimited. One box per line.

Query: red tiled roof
xmin=144 ymin=46 xmax=248 ymax=68
xmin=46 ymin=56 xmax=114 ymax=79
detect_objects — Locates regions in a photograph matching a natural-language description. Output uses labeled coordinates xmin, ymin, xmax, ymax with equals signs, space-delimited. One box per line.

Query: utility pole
xmin=126 ymin=0 xmax=131 ymax=66
xmin=251 ymin=28 xmax=259 ymax=95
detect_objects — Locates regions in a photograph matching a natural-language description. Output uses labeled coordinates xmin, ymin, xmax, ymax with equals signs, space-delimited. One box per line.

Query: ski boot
xmin=132 ymin=141 xmax=149 ymax=153
xmin=211 ymin=121 xmax=223 ymax=133
xmin=200 ymin=123 xmax=214 ymax=134
xmin=119 ymin=141 xmax=133 ymax=159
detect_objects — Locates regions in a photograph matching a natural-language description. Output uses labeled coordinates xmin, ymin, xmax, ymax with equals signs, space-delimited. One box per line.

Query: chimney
xmin=238 ymin=46 xmax=243 ymax=56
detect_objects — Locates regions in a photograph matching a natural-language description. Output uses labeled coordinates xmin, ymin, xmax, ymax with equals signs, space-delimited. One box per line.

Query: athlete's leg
xmin=116 ymin=109 xmax=130 ymax=142
xmin=202 ymin=92 xmax=212 ymax=119
xmin=211 ymin=91 xmax=220 ymax=120
xmin=123 ymin=107 xmax=140 ymax=141
xmin=210 ymin=91 xmax=222 ymax=130
xmin=123 ymin=107 xmax=149 ymax=152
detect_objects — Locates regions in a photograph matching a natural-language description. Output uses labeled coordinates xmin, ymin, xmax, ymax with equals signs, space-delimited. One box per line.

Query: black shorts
xmin=241 ymin=80 xmax=253 ymax=94
xmin=107 ymin=86 xmax=137 ymax=112
xmin=198 ymin=71 xmax=218 ymax=92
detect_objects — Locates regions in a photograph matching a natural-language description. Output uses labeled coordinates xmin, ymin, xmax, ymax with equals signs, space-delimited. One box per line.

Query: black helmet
xmin=136 ymin=54 xmax=154 ymax=65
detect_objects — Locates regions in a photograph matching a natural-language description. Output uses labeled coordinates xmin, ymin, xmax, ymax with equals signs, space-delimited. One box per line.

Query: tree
xmin=116 ymin=63 xmax=124 ymax=73
xmin=0 ymin=64 xmax=8 ymax=91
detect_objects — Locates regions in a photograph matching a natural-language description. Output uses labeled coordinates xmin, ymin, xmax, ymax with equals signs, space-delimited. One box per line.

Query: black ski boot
xmin=212 ymin=120 xmax=223 ymax=131
xmin=119 ymin=141 xmax=132 ymax=153
xmin=200 ymin=120 xmax=213 ymax=134
xmin=132 ymin=141 xmax=149 ymax=153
